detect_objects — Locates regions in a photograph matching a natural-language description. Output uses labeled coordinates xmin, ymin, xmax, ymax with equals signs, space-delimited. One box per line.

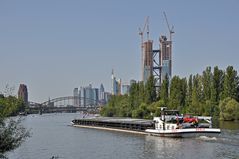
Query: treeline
xmin=0 ymin=94 xmax=25 ymax=117
xmin=100 ymin=66 xmax=239 ymax=121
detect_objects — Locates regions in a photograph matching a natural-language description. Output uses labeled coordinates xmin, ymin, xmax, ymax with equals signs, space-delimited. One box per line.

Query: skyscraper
xmin=160 ymin=35 xmax=172 ymax=81
xmin=85 ymin=84 xmax=94 ymax=106
xmin=99 ymin=84 xmax=105 ymax=101
xmin=18 ymin=84 xmax=28 ymax=106
xmin=80 ymin=87 xmax=85 ymax=107
xmin=92 ymin=88 xmax=99 ymax=106
xmin=121 ymin=84 xmax=130 ymax=95
xmin=143 ymin=40 xmax=153 ymax=83
xmin=73 ymin=88 xmax=79 ymax=107
xmin=111 ymin=70 xmax=121 ymax=95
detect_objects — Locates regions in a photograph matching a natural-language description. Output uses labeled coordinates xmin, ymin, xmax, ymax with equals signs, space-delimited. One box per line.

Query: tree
xmin=190 ymin=74 xmax=203 ymax=115
xmin=168 ymin=76 xmax=185 ymax=111
xmin=145 ymin=75 xmax=157 ymax=104
xmin=202 ymin=66 xmax=212 ymax=101
xmin=159 ymin=74 xmax=169 ymax=106
xmin=184 ymin=74 xmax=193 ymax=113
xmin=210 ymin=66 xmax=224 ymax=116
xmin=0 ymin=118 xmax=29 ymax=158
xmin=219 ymin=97 xmax=239 ymax=121
xmin=0 ymin=92 xmax=30 ymax=158
xmin=221 ymin=66 xmax=239 ymax=101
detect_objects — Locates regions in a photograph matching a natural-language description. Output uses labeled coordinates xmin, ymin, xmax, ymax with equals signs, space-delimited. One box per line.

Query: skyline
xmin=1 ymin=0 xmax=239 ymax=103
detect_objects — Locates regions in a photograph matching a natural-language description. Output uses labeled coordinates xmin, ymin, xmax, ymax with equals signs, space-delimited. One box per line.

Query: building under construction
xmin=140 ymin=13 xmax=174 ymax=87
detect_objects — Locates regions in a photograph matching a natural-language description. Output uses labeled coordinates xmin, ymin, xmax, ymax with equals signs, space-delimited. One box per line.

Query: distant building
xmin=121 ymin=84 xmax=130 ymax=95
xmin=18 ymin=84 xmax=28 ymax=106
xmin=160 ymin=36 xmax=172 ymax=81
xmin=93 ymin=88 xmax=99 ymax=106
xmin=80 ymin=87 xmax=85 ymax=107
xmin=130 ymin=79 xmax=136 ymax=86
xmin=73 ymin=88 xmax=79 ymax=107
xmin=99 ymin=84 xmax=105 ymax=100
xmin=143 ymin=40 xmax=153 ymax=83
xmin=85 ymin=84 xmax=94 ymax=106
xmin=104 ymin=92 xmax=111 ymax=103
xmin=111 ymin=70 xmax=121 ymax=95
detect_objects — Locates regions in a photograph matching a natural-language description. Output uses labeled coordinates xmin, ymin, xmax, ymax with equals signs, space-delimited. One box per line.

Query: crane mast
xmin=139 ymin=16 xmax=150 ymax=81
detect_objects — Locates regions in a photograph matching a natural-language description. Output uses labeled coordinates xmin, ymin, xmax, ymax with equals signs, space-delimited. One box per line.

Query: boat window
xmin=167 ymin=125 xmax=169 ymax=130
xmin=160 ymin=125 xmax=161 ymax=129
xmin=172 ymin=126 xmax=174 ymax=129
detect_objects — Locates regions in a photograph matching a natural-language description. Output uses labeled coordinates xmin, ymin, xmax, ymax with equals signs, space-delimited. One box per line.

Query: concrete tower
xmin=18 ymin=84 xmax=28 ymax=106
xmin=160 ymin=36 xmax=172 ymax=81
xmin=143 ymin=40 xmax=153 ymax=83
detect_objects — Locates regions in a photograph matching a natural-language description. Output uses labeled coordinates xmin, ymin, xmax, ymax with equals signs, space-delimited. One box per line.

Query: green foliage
xmin=145 ymin=75 xmax=157 ymax=104
xmin=160 ymin=75 xmax=169 ymax=106
xmin=168 ymin=76 xmax=185 ymax=111
xmin=219 ymin=97 xmax=239 ymax=121
xmin=100 ymin=66 xmax=239 ymax=121
xmin=0 ymin=96 xmax=25 ymax=118
xmin=221 ymin=66 xmax=239 ymax=100
xmin=0 ymin=118 xmax=30 ymax=157
xmin=0 ymin=90 xmax=29 ymax=158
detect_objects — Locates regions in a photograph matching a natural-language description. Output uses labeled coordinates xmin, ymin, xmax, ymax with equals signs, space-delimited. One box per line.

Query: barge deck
xmin=72 ymin=117 xmax=154 ymax=134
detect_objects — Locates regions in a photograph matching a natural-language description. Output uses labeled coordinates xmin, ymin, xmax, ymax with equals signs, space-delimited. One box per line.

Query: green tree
xmin=219 ymin=97 xmax=239 ymax=121
xmin=184 ymin=74 xmax=193 ymax=113
xmin=221 ymin=66 xmax=239 ymax=101
xmin=132 ymin=103 xmax=151 ymax=119
xmin=168 ymin=76 xmax=185 ymax=111
xmin=0 ymin=92 xmax=30 ymax=158
xmin=202 ymin=66 xmax=212 ymax=101
xmin=190 ymin=74 xmax=203 ymax=115
xmin=210 ymin=66 xmax=224 ymax=116
xmin=159 ymin=74 xmax=169 ymax=106
xmin=145 ymin=75 xmax=157 ymax=104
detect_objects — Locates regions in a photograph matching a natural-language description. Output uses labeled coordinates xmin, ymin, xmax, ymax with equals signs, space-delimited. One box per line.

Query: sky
xmin=0 ymin=0 xmax=239 ymax=103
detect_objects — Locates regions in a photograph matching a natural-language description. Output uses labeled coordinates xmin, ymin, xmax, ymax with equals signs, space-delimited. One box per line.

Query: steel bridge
xmin=28 ymin=96 xmax=100 ymax=114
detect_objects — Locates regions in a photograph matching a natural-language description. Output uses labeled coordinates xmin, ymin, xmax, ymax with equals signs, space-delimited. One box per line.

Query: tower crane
xmin=139 ymin=16 xmax=149 ymax=81
xmin=163 ymin=12 xmax=174 ymax=79
xmin=163 ymin=12 xmax=174 ymax=41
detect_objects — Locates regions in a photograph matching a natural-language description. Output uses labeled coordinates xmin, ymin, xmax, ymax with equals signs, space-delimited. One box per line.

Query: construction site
xmin=139 ymin=12 xmax=174 ymax=88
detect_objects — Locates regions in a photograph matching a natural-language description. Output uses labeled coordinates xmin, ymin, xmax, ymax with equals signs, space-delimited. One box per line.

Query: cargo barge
xmin=71 ymin=117 xmax=154 ymax=135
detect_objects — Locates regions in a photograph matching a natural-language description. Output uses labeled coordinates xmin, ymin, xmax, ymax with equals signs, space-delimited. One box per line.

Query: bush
xmin=219 ymin=97 xmax=239 ymax=121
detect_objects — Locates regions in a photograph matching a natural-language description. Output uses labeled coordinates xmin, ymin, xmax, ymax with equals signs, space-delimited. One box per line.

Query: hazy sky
xmin=0 ymin=0 xmax=238 ymax=103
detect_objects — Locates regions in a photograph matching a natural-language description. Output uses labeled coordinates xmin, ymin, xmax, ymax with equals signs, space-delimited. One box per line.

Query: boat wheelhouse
xmin=145 ymin=107 xmax=221 ymax=137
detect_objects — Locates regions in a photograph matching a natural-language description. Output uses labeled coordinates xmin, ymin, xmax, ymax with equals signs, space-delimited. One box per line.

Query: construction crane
xmin=139 ymin=16 xmax=149 ymax=81
xmin=139 ymin=16 xmax=149 ymax=43
xmin=163 ymin=12 xmax=174 ymax=41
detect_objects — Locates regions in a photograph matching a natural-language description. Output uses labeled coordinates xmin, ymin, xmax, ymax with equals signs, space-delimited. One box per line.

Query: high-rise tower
xmin=111 ymin=70 xmax=121 ymax=95
xmin=18 ymin=84 xmax=28 ymax=106
xmin=160 ymin=36 xmax=172 ymax=81
xmin=143 ymin=40 xmax=153 ymax=83
xmin=73 ymin=88 xmax=79 ymax=107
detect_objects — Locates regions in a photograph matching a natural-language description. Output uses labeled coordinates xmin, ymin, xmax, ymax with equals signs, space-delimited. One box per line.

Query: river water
xmin=7 ymin=113 xmax=239 ymax=159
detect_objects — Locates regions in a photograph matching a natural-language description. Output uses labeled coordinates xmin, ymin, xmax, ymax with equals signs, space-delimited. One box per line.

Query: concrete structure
xmin=99 ymin=84 xmax=106 ymax=105
xmin=85 ymin=84 xmax=94 ymax=106
xmin=143 ymin=40 xmax=153 ymax=83
xmin=111 ymin=70 xmax=121 ymax=95
xmin=80 ymin=87 xmax=85 ymax=107
xmin=92 ymin=88 xmax=99 ymax=106
xmin=160 ymin=36 xmax=172 ymax=81
xmin=121 ymin=84 xmax=130 ymax=95
xmin=18 ymin=84 xmax=28 ymax=106
xmin=139 ymin=16 xmax=173 ymax=87
xmin=73 ymin=88 xmax=79 ymax=107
